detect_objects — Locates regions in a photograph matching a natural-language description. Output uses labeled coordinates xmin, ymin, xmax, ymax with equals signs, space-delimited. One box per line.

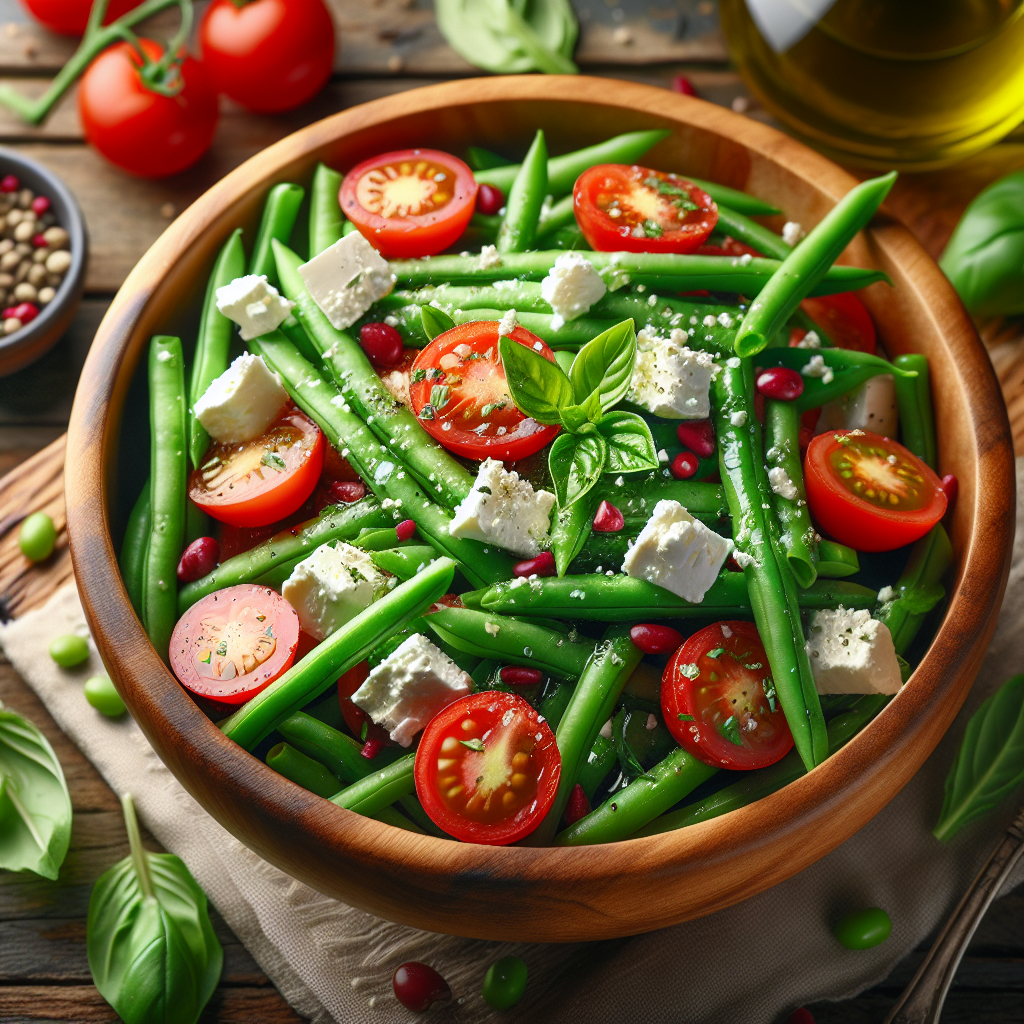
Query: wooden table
xmin=0 ymin=2 xmax=1021 ymax=1021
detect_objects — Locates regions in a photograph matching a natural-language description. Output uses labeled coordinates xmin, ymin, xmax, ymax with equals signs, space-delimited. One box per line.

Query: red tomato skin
xmin=798 ymin=293 xmax=877 ymax=354
xmin=78 ymin=40 xmax=218 ymax=178
xmin=22 ymin=0 xmax=141 ymax=35
xmin=199 ymin=0 xmax=334 ymax=113
xmin=337 ymin=661 xmax=391 ymax=747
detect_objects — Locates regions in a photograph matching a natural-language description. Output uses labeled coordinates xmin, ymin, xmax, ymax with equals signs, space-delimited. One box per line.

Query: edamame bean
xmin=482 ymin=956 xmax=528 ymax=1010
xmin=833 ymin=907 xmax=892 ymax=950
xmin=84 ymin=675 xmax=126 ymax=718
xmin=50 ymin=634 xmax=89 ymax=668
xmin=18 ymin=511 xmax=56 ymax=562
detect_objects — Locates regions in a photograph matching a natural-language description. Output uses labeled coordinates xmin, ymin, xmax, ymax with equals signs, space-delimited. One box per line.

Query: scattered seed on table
xmin=50 ymin=634 xmax=90 ymax=668
xmin=18 ymin=510 xmax=56 ymax=561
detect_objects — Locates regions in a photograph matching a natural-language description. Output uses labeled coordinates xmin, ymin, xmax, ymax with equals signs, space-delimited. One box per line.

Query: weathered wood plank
xmin=806 ymin=991 xmax=1024 ymax=1024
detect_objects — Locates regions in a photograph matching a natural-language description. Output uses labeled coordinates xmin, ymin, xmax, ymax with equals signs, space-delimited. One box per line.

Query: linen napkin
xmin=2 ymin=459 xmax=1022 ymax=1024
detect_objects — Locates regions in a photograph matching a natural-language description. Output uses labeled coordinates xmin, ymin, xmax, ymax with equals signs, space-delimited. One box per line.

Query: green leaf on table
xmin=548 ymin=431 xmax=607 ymax=508
xmin=421 ymin=304 xmax=456 ymax=341
xmin=559 ymin=390 xmax=602 ymax=432
xmin=500 ymin=335 xmax=572 ymax=425
xmin=0 ymin=699 xmax=72 ymax=880
xmin=595 ymin=411 xmax=659 ymax=474
xmin=933 ymin=673 xmax=1024 ymax=842
xmin=569 ymin=319 xmax=637 ymax=413
xmin=88 ymin=794 xmax=223 ymax=1024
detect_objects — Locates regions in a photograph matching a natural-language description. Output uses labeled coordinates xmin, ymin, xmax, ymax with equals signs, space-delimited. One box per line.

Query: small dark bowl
xmin=0 ymin=147 xmax=88 ymax=377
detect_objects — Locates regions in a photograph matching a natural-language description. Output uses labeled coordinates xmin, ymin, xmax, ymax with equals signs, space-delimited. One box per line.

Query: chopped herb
xmin=642 ymin=219 xmax=664 ymax=239
xmin=215 ymin=641 xmax=227 ymax=657
xmin=425 ymin=366 xmax=442 ymax=380
xmin=360 ymin=720 xmax=369 ymax=742
xmin=763 ymin=676 xmax=777 ymax=713
xmin=706 ymin=647 xmax=725 ymax=659
xmin=429 ymin=384 xmax=451 ymax=409
xmin=419 ymin=404 xmax=435 ymax=420
xmin=460 ymin=738 xmax=485 ymax=752
xmin=477 ymin=485 xmax=492 ymax=495
xmin=200 ymin=651 xmax=211 ymax=664
xmin=261 ymin=451 xmax=287 ymax=472
xmin=676 ymin=713 xmax=695 ymax=722
xmin=480 ymin=400 xmax=507 ymax=417
xmin=644 ymin=175 xmax=699 ymax=211
xmin=719 ymin=715 xmax=744 ymax=747
xmin=410 ymin=368 xmax=426 ymax=383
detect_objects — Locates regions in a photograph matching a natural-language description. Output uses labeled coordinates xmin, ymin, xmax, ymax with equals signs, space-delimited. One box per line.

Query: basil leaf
xmin=0 ymin=700 xmax=72 ymax=880
xmin=421 ymin=304 xmax=456 ymax=341
xmin=559 ymin=389 xmax=602 ymax=432
xmin=88 ymin=795 xmax=222 ymax=1024
xmin=569 ymin=319 xmax=636 ymax=413
xmin=933 ymin=673 xmax=1024 ymax=842
xmin=595 ymin=411 xmax=659 ymax=473
xmin=499 ymin=335 xmax=572 ymax=425
xmin=548 ymin=431 xmax=607 ymax=508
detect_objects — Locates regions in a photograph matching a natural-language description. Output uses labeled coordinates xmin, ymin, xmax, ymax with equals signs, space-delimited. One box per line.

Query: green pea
xmin=84 ymin=675 xmax=126 ymax=718
xmin=18 ymin=511 xmax=56 ymax=562
xmin=834 ymin=907 xmax=892 ymax=950
xmin=49 ymin=634 xmax=90 ymax=668
xmin=481 ymin=955 xmax=528 ymax=1010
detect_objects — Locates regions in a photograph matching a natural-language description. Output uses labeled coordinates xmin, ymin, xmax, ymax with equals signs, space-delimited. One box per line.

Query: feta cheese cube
xmin=297 ymin=232 xmax=395 ymax=330
xmin=449 ymin=458 xmax=555 ymax=557
xmin=215 ymin=274 xmax=295 ymax=342
xmin=815 ymin=374 xmax=898 ymax=438
xmin=193 ymin=353 xmax=288 ymax=444
xmin=805 ymin=607 xmax=902 ymax=695
xmin=540 ymin=252 xmax=606 ymax=328
xmin=627 ymin=328 xmax=719 ymax=419
xmin=622 ymin=500 xmax=732 ymax=602
xmin=351 ymin=633 xmax=472 ymax=747
xmin=282 ymin=541 xmax=384 ymax=641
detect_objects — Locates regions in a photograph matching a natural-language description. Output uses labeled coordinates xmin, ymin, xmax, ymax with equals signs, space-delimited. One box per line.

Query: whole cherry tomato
xmin=20 ymin=0 xmax=142 ymax=36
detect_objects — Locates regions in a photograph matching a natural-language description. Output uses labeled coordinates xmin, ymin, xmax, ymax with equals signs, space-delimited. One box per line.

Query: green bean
xmin=714 ymin=204 xmax=790 ymax=260
xmin=353 ymin=526 xmax=412 ymax=551
xmin=735 ymin=172 xmax=897 ymax=356
xmin=817 ymin=539 xmax=860 ymax=578
xmin=688 ymin=178 xmax=781 ymax=217
xmin=188 ymin=229 xmax=245 ymax=468
xmin=892 ymin=353 xmax=937 ymax=468
xmin=578 ymin=735 xmax=617 ymax=800
xmin=470 ymin=211 xmax=502 ymax=238
xmin=475 ymin=129 xmax=671 ymax=196
xmin=538 ymin=680 xmax=575 ymax=728
xmin=497 ymin=129 xmax=547 ymax=253
xmin=277 ymin=712 xmax=379 ymax=784
xmin=371 ymin=806 xmax=427 ymax=833
xmin=267 ymin=742 xmax=343 ymax=798
xmin=249 ymin=183 xmax=304 ymax=284
xmin=144 ymin=336 xmax=187 ymax=661
xmin=467 ymin=145 xmax=511 ymax=171
xmin=119 ymin=483 xmax=151 ymax=616
xmin=220 ymin=557 xmax=456 ymax=750
xmin=550 ymin=492 xmax=597 ymax=577
xmin=765 ymin=399 xmax=817 ymax=588
xmin=371 ymin=545 xmax=438 ymax=580
xmin=535 ymin=193 xmax=577 ymax=238
xmin=278 ymin=314 xmax=322 ymax=365
xmin=309 ymin=163 xmax=345 ymax=257
xmin=330 ymin=753 xmax=416 ymax=817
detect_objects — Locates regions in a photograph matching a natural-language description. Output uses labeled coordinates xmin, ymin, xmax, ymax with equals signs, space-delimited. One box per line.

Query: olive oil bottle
xmin=719 ymin=0 xmax=1024 ymax=168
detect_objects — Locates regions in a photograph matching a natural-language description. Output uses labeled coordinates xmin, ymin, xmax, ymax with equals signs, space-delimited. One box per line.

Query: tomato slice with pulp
xmin=414 ymin=691 xmax=560 ymax=845
xmin=804 ymin=429 xmax=946 ymax=551
xmin=662 ymin=620 xmax=793 ymax=770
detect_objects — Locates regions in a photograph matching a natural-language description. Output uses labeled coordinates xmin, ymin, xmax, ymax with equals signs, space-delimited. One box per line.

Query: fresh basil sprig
xmin=88 ymin=794 xmax=223 ymax=1024
xmin=421 ymin=303 xmax=456 ymax=341
xmin=500 ymin=319 xmax=659 ymax=507
xmin=933 ymin=673 xmax=1023 ymax=842
xmin=0 ymin=699 xmax=72 ymax=880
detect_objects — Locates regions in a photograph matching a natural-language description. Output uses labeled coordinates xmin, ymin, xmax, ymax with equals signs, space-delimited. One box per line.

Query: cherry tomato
xmin=414 ymin=691 xmax=560 ymax=845
xmin=573 ymin=164 xmax=717 ymax=254
xmin=21 ymin=0 xmax=141 ymax=35
xmin=78 ymin=40 xmax=218 ymax=178
xmin=199 ymin=0 xmax=334 ymax=113
xmin=408 ymin=321 xmax=560 ymax=461
xmin=662 ymin=621 xmax=794 ymax=770
xmin=169 ymin=585 xmax=300 ymax=705
xmin=804 ymin=430 xmax=946 ymax=551
xmin=794 ymin=293 xmax=877 ymax=354
xmin=392 ymin=962 xmax=451 ymax=1013
xmin=189 ymin=408 xmax=325 ymax=528
xmin=339 ymin=149 xmax=477 ymax=258
xmin=337 ymin=660 xmax=390 ymax=747
xmin=697 ymin=235 xmax=760 ymax=258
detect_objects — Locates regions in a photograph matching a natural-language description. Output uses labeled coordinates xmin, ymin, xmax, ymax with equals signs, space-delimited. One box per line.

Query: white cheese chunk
xmin=215 ymin=274 xmax=294 ymax=342
xmin=768 ymin=466 xmax=799 ymax=501
xmin=448 ymin=458 xmax=555 ymax=557
xmin=351 ymin=633 xmax=472 ymax=747
xmin=193 ymin=353 xmax=288 ymax=444
xmin=805 ymin=607 xmax=902 ymax=695
xmin=622 ymin=500 xmax=732 ymax=603
xmin=282 ymin=542 xmax=384 ymax=642
xmin=627 ymin=328 xmax=719 ymax=419
xmin=297 ymin=232 xmax=395 ymax=330
xmin=816 ymin=374 xmax=898 ymax=438
xmin=540 ymin=252 xmax=606 ymax=328
xmin=782 ymin=221 xmax=805 ymax=246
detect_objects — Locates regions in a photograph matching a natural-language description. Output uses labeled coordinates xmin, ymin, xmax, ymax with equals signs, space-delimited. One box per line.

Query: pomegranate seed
xmin=393 ymin=962 xmax=452 ymax=1013
xmin=176 ymin=537 xmax=220 ymax=583
xmin=395 ymin=519 xmax=416 ymax=542
xmin=30 ymin=195 xmax=50 ymax=215
xmin=360 ymin=738 xmax=385 ymax=760
xmin=564 ymin=784 xmax=591 ymax=827
xmin=500 ymin=666 xmax=543 ymax=686
xmin=592 ymin=500 xmax=624 ymax=533
xmin=756 ymin=366 xmax=804 ymax=401
xmin=359 ymin=322 xmax=404 ymax=368
xmin=476 ymin=183 xmax=504 ymax=216
xmin=671 ymin=451 xmax=699 ymax=479
xmin=629 ymin=623 xmax=685 ymax=655
xmin=13 ymin=302 xmax=38 ymax=324
xmin=329 ymin=480 xmax=366 ymax=504
xmin=786 ymin=1010 xmax=815 ymax=1024
xmin=671 ymin=75 xmax=697 ymax=97
xmin=0 ymin=174 xmax=19 ymax=192
xmin=513 ymin=551 xmax=556 ymax=577
xmin=676 ymin=419 xmax=715 ymax=457
xmin=1 ymin=306 xmax=15 ymax=319
xmin=32 ymin=233 xmax=48 ymax=248
xmin=941 ymin=474 xmax=958 ymax=506
xmin=728 ymin=554 xmax=745 ymax=573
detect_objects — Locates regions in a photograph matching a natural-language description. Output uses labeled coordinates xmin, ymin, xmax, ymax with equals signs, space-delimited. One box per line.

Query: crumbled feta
xmin=477 ymin=244 xmax=502 ymax=270
xmin=351 ymin=633 xmax=471 ymax=747
xmin=297 ymin=232 xmax=395 ymax=330
xmin=805 ymin=607 xmax=902 ymax=695
xmin=498 ymin=308 xmax=517 ymax=337
xmin=380 ymin=368 xmax=411 ymax=408
xmin=796 ymin=330 xmax=821 ymax=349
xmin=215 ymin=274 xmax=295 ymax=341
xmin=730 ymin=410 xmax=747 ymax=427
xmin=622 ymin=500 xmax=731 ymax=603
xmin=282 ymin=542 xmax=384 ymax=642
xmin=540 ymin=253 xmax=606 ymax=326
xmin=628 ymin=328 xmax=718 ymax=419
xmin=193 ymin=353 xmax=288 ymax=444
xmin=449 ymin=458 xmax=555 ymax=557
xmin=877 ymin=586 xmax=897 ymax=604
xmin=768 ymin=466 xmax=799 ymax=501
xmin=782 ymin=221 xmax=805 ymax=246
xmin=717 ymin=312 xmax=734 ymax=329
xmin=801 ymin=353 xmax=834 ymax=386
xmin=732 ymin=550 xmax=755 ymax=569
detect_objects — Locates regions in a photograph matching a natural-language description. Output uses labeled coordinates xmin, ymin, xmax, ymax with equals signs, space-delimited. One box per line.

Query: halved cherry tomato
xmin=337 ymin=660 xmax=391 ymax=746
xmin=662 ymin=621 xmax=793 ymax=770
xmin=170 ymin=585 xmax=300 ymax=705
xmin=414 ymin=691 xmax=560 ymax=845
xmin=792 ymin=293 xmax=877 ymax=354
xmin=339 ymin=149 xmax=477 ymax=258
xmin=190 ymin=407 xmax=325 ymax=528
xmin=408 ymin=321 xmax=561 ymax=461
xmin=805 ymin=430 xmax=946 ymax=551
xmin=573 ymin=164 xmax=717 ymax=254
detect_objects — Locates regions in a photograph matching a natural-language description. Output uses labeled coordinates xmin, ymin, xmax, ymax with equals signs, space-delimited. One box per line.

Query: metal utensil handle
xmin=884 ymin=804 xmax=1024 ymax=1024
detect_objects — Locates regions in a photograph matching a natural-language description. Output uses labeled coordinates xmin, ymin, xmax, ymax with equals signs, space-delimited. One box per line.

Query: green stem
xmin=121 ymin=793 xmax=154 ymax=901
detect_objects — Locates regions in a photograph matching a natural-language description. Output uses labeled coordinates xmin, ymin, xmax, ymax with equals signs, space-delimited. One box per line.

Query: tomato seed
xmin=592 ymin=500 xmax=624 ymax=532
xmin=500 ymin=666 xmax=543 ymax=686
xmin=671 ymin=451 xmax=699 ymax=479
xmin=328 ymin=480 xmax=366 ymax=504
xmin=176 ymin=536 xmax=219 ymax=583
xmin=392 ymin=962 xmax=452 ymax=1013
xmin=756 ymin=366 xmax=804 ymax=401
xmin=564 ymin=784 xmax=591 ymax=826
xmin=513 ymin=551 xmax=556 ymax=577
xmin=940 ymin=473 xmax=957 ymax=506
xmin=475 ymin=183 xmax=504 ymax=216
xmin=359 ymin=321 xmax=404 ymax=368
xmin=396 ymin=519 xmax=416 ymax=542
xmin=629 ymin=623 xmax=685 ymax=654
xmin=676 ymin=419 xmax=715 ymax=457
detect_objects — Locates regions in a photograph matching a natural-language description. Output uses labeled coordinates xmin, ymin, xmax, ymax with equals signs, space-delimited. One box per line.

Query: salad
xmin=119 ymin=128 xmax=953 ymax=847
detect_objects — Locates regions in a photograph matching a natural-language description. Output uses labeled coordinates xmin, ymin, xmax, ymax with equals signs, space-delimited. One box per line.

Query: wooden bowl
xmin=65 ymin=77 xmax=1015 ymax=942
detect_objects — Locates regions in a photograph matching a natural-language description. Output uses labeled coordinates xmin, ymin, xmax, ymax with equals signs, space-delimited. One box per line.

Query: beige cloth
xmin=2 ymin=459 xmax=1022 ymax=1023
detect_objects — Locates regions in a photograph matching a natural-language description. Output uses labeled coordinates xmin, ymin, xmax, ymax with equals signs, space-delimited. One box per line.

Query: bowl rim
xmin=65 ymin=75 xmax=1016 ymax=943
